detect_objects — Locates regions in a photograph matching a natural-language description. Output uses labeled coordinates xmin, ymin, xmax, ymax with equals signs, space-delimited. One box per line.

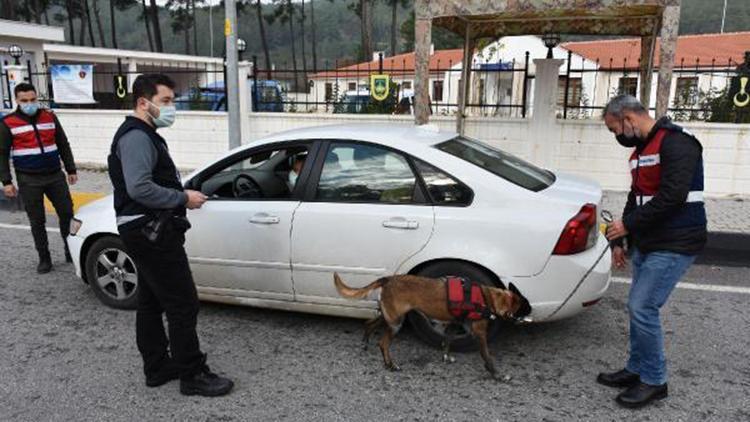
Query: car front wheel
xmin=85 ymin=236 xmax=139 ymax=310
xmin=408 ymin=261 xmax=505 ymax=352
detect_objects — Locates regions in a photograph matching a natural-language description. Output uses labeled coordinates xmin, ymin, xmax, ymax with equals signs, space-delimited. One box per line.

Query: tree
xmin=83 ymin=0 xmax=97 ymax=46
xmin=350 ymin=0 xmax=373 ymax=61
xmin=255 ymin=0 xmax=273 ymax=79
xmin=387 ymin=0 xmax=407 ymax=56
xmin=309 ymin=0 xmax=318 ymax=72
xmin=140 ymin=0 xmax=154 ymax=51
xmin=268 ymin=0 xmax=299 ymax=91
xmin=149 ymin=0 xmax=164 ymax=52
xmin=299 ymin=0 xmax=308 ymax=80
xmin=168 ymin=0 xmax=193 ymax=54
xmin=108 ymin=0 xmax=137 ymax=49
xmin=90 ymin=0 xmax=107 ymax=47
xmin=400 ymin=10 xmax=462 ymax=52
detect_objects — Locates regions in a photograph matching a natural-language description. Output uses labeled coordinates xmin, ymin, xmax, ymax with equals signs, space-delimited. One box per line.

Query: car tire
xmin=408 ymin=261 xmax=506 ymax=352
xmin=84 ymin=236 xmax=139 ymax=310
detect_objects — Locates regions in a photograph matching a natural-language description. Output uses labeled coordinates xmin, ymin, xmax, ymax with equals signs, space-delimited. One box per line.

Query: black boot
xmin=145 ymin=361 xmax=180 ymax=388
xmin=37 ymin=250 xmax=52 ymax=274
xmin=180 ymin=364 xmax=234 ymax=397
xmin=597 ymin=368 xmax=640 ymax=388
xmin=616 ymin=382 xmax=668 ymax=408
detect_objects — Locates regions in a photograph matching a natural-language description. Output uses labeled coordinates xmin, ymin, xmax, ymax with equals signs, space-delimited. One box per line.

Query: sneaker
xmin=180 ymin=365 xmax=234 ymax=397
xmin=145 ymin=363 xmax=180 ymax=388
xmin=597 ymin=368 xmax=640 ymax=388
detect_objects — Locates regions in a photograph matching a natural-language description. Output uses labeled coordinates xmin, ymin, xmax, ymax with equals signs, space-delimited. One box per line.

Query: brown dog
xmin=333 ymin=273 xmax=531 ymax=378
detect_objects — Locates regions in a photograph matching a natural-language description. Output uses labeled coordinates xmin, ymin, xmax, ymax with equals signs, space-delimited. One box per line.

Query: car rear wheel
xmin=85 ymin=236 xmax=138 ymax=310
xmin=408 ymin=261 xmax=505 ymax=352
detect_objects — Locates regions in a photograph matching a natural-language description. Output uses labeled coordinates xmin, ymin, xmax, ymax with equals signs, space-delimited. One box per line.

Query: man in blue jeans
xmin=598 ymin=95 xmax=707 ymax=408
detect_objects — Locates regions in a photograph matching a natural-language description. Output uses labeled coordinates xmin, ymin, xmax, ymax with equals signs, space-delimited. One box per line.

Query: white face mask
xmin=288 ymin=171 xmax=298 ymax=187
xmin=145 ymin=99 xmax=176 ymax=128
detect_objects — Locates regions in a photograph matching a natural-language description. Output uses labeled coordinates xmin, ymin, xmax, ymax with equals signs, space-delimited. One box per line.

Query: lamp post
xmin=237 ymin=38 xmax=247 ymax=61
xmin=8 ymin=44 xmax=23 ymax=65
xmin=542 ymin=34 xmax=561 ymax=59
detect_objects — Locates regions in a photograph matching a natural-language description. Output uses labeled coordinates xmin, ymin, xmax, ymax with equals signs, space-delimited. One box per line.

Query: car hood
xmin=74 ymin=194 xmax=117 ymax=236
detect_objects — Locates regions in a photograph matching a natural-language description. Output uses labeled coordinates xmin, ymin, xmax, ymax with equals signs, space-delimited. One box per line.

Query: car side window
xmin=414 ymin=159 xmax=473 ymax=206
xmin=315 ymin=143 xmax=417 ymax=204
xmin=197 ymin=146 xmax=309 ymax=200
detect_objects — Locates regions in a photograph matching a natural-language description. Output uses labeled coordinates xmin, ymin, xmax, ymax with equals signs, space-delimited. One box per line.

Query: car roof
xmin=255 ymin=123 xmax=457 ymax=149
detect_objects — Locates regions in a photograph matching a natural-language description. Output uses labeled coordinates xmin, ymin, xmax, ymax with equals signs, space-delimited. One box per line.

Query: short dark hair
xmin=132 ymin=74 xmax=176 ymax=107
xmin=13 ymin=82 xmax=36 ymax=97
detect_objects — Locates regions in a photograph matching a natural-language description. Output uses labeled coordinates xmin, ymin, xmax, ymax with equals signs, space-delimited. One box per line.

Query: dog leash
xmin=541 ymin=210 xmax=615 ymax=321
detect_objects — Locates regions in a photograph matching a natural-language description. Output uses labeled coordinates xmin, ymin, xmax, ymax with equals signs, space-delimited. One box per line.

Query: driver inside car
xmin=287 ymin=152 xmax=307 ymax=191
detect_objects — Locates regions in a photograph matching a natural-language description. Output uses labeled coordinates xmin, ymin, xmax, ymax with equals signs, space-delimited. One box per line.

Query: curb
xmin=43 ymin=191 xmax=107 ymax=214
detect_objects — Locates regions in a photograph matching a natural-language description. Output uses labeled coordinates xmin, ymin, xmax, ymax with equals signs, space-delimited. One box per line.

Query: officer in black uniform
xmin=108 ymin=74 xmax=233 ymax=396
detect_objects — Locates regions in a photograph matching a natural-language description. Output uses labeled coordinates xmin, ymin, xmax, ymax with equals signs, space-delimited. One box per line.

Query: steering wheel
xmin=232 ymin=174 xmax=264 ymax=199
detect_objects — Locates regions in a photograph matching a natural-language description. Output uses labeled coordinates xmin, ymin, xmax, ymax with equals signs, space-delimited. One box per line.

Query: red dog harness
xmin=446 ymin=277 xmax=493 ymax=320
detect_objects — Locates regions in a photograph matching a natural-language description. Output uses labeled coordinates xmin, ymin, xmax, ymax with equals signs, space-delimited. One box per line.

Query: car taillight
xmin=552 ymin=204 xmax=597 ymax=255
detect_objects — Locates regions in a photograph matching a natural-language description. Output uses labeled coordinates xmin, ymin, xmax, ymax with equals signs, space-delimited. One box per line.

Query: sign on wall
xmin=50 ymin=64 xmax=95 ymax=104
xmin=370 ymin=74 xmax=390 ymax=102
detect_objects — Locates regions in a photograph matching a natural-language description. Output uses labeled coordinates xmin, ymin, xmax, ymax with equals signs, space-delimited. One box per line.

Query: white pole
xmin=721 ymin=0 xmax=728 ymax=34
xmin=226 ymin=0 xmax=241 ymax=149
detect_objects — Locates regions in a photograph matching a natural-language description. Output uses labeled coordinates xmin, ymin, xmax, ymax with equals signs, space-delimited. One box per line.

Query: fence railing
xmin=251 ymin=52 xmax=531 ymax=118
xmin=1 ymin=58 xmax=225 ymax=111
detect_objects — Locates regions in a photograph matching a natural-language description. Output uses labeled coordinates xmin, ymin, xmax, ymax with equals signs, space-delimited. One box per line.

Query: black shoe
xmin=597 ymin=368 xmax=640 ymax=388
xmin=145 ymin=363 xmax=180 ymax=388
xmin=180 ymin=365 xmax=234 ymax=397
xmin=37 ymin=251 xmax=52 ymax=274
xmin=616 ymin=382 xmax=668 ymax=408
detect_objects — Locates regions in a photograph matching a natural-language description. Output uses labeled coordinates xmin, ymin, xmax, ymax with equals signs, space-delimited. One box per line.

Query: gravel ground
xmin=0 ymin=223 xmax=748 ymax=421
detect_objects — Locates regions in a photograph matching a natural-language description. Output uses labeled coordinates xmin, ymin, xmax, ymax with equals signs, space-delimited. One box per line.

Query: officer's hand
xmin=3 ymin=184 xmax=17 ymax=198
xmin=185 ymin=189 xmax=208 ymax=209
xmin=612 ymin=245 xmax=627 ymax=269
xmin=606 ymin=219 xmax=629 ymax=241
xmin=68 ymin=174 xmax=78 ymax=185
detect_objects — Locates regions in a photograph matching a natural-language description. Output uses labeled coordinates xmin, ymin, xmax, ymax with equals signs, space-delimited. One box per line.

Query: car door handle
xmin=382 ymin=218 xmax=419 ymax=230
xmin=249 ymin=213 xmax=280 ymax=225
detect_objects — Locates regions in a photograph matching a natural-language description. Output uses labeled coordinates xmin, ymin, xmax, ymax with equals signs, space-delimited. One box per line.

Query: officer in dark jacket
xmin=0 ymin=83 xmax=77 ymax=273
xmin=108 ymin=74 xmax=233 ymax=396
xmin=597 ymin=95 xmax=707 ymax=408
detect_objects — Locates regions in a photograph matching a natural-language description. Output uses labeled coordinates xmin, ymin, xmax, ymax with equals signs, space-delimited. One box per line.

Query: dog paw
xmin=442 ymin=354 xmax=456 ymax=364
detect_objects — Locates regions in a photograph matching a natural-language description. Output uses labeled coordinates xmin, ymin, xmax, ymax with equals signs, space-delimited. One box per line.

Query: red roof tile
xmin=563 ymin=32 xmax=750 ymax=70
xmin=310 ymin=49 xmax=465 ymax=79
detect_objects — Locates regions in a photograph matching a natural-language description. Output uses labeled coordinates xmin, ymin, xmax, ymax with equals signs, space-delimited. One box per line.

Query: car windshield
xmin=436 ymin=136 xmax=555 ymax=192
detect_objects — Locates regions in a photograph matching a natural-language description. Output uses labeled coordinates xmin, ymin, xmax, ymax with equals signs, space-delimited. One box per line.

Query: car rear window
xmin=436 ymin=136 xmax=555 ymax=192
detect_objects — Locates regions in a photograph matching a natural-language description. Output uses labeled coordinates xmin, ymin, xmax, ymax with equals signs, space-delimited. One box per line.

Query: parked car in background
xmin=175 ymin=80 xmax=284 ymax=112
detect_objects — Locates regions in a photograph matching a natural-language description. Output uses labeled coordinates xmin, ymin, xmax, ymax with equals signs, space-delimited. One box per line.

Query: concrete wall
xmin=51 ymin=109 xmax=749 ymax=197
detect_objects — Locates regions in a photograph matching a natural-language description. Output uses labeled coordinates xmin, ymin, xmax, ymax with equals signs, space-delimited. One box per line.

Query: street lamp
xmin=542 ymin=33 xmax=561 ymax=59
xmin=8 ymin=44 xmax=23 ymax=65
xmin=237 ymin=38 xmax=247 ymax=61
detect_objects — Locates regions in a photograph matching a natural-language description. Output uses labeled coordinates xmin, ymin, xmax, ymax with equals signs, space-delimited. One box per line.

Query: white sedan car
xmin=68 ymin=124 xmax=610 ymax=350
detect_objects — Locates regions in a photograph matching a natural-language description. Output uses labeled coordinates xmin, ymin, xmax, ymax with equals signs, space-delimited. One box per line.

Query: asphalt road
xmin=0 ymin=220 xmax=748 ymax=421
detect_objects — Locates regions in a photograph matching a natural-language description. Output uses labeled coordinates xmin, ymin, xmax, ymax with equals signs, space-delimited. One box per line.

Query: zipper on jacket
xmin=31 ymin=117 xmax=45 ymax=154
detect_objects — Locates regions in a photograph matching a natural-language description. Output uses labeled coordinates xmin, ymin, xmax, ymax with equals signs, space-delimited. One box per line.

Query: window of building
xmin=348 ymin=82 xmax=357 ymax=91
xmin=324 ymin=83 xmax=333 ymax=101
xmin=432 ymin=80 xmax=444 ymax=102
xmin=402 ymin=81 xmax=412 ymax=90
xmin=557 ymin=77 xmax=582 ymax=107
xmin=618 ymin=77 xmax=638 ymax=97
xmin=675 ymin=77 xmax=699 ymax=105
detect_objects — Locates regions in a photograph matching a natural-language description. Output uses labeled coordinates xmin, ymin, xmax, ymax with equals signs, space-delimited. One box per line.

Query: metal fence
xmin=1 ymin=58 xmax=225 ymax=111
xmin=559 ymin=50 xmax=745 ymax=122
xmin=251 ymin=52 xmax=532 ymax=118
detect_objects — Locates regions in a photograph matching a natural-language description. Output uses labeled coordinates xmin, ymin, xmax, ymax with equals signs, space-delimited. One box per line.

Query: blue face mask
xmin=146 ymin=100 xmax=176 ymax=128
xmin=20 ymin=102 xmax=39 ymax=116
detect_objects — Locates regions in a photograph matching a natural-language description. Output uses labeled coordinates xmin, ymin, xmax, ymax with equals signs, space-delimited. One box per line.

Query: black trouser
xmin=16 ymin=170 xmax=74 ymax=255
xmin=119 ymin=225 xmax=204 ymax=380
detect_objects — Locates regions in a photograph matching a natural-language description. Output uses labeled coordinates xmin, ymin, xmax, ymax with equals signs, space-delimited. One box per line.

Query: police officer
xmin=0 ymin=82 xmax=77 ymax=273
xmin=108 ymin=74 xmax=233 ymax=396
xmin=597 ymin=95 xmax=707 ymax=408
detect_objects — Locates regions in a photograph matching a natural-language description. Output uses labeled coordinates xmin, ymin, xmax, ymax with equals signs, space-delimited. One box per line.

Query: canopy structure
xmin=412 ymin=0 xmax=682 ymax=128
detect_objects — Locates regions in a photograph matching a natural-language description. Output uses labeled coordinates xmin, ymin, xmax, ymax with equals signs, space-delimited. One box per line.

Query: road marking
xmin=611 ymin=276 xmax=750 ymax=295
xmin=0 ymin=222 xmax=60 ymax=233
xmin=45 ymin=191 xmax=105 ymax=214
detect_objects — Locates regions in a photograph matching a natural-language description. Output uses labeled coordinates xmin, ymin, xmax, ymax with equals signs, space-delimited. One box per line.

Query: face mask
xmin=288 ymin=171 xmax=298 ymax=187
xmin=615 ymin=118 xmax=641 ymax=148
xmin=20 ymin=102 xmax=39 ymax=116
xmin=146 ymin=100 xmax=176 ymax=128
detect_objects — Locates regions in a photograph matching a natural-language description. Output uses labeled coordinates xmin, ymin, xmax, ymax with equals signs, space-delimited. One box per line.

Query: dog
xmin=333 ymin=273 xmax=531 ymax=378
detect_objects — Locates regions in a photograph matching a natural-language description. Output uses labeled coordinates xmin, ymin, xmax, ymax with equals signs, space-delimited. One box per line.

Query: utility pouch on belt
xmin=141 ymin=212 xmax=191 ymax=244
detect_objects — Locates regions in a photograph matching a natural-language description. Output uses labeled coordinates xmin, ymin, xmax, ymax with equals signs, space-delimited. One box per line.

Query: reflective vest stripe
xmin=36 ymin=122 xmax=56 ymax=131
xmin=640 ymin=191 xmax=704 ymax=205
xmin=630 ymin=154 xmax=661 ymax=170
xmin=10 ymin=124 xmax=34 ymax=135
xmin=11 ymin=144 xmax=58 ymax=157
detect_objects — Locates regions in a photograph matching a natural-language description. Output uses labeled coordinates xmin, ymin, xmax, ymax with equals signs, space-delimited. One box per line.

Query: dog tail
xmin=333 ymin=272 xmax=387 ymax=300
